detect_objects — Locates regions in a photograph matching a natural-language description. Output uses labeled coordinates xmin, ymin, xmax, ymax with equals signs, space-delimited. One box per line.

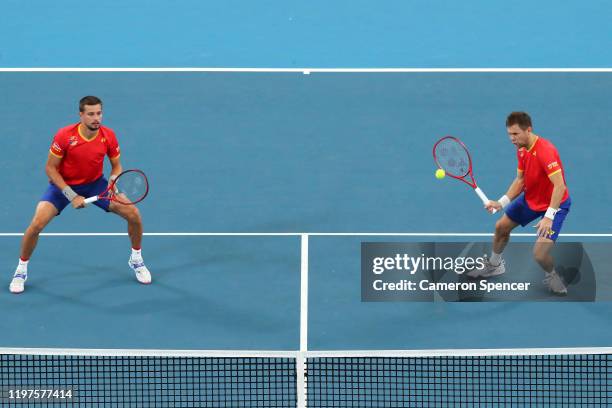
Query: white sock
xmin=16 ymin=258 xmax=28 ymax=275
xmin=131 ymin=248 xmax=142 ymax=260
xmin=489 ymin=252 xmax=502 ymax=266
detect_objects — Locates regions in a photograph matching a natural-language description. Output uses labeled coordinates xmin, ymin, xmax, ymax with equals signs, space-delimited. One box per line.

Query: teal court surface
xmin=1 ymin=71 xmax=612 ymax=406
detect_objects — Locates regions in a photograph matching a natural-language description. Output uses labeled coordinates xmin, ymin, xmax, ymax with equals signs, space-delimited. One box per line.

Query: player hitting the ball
xmin=467 ymin=112 xmax=571 ymax=295
xmin=9 ymin=96 xmax=152 ymax=294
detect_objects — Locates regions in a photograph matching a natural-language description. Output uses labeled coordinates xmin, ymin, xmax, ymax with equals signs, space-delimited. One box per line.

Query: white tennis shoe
xmin=128 ymin=257 xmax=152 ymax=284
xmin=543 ymin=271 xmax=567 ymax=295
xmin=9 ymin=271 xmax=27 ymax=294
xmin=466 ymin=258 xmax=506 ymax=278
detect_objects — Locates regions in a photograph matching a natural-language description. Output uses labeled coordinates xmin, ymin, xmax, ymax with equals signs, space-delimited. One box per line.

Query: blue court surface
xmin=1 ymin=1 xmax=611 ymax=68
xmin=1 ymin=72 xmax=611 ymax=352
xmin=2 ymin=2 xmax=612 ymax=404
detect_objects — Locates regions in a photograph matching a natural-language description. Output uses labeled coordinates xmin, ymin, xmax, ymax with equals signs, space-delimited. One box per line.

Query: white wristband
xmin=109 ymin=174 xmax=118 ymax=182
xmin=498 ymin=195 xmax=511 ymax=208
xmin=61 ymin=186 xmax=77 ymax=201
xmin=544 ymin=207 xmax=558 ymax=220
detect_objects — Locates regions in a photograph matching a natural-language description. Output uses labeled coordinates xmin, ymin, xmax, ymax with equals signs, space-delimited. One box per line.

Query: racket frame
xmin=84 ymin=169 xmax=149 ymax=205
xmin=433 ymin=136 xmax=496 ymax=213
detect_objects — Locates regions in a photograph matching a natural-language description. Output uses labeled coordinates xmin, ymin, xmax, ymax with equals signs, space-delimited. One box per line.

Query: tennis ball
xmin=435 ymin=169 xmax=446 ymax=179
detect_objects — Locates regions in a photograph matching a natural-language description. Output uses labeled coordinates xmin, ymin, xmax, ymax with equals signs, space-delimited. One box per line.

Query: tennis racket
xmin=84 ymin=169 xmax=149 ymax=205
xmin=433 ymin=136 xmax=497 ymax=214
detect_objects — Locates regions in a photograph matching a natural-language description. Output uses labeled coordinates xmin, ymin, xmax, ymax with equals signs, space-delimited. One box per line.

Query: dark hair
xmin=506 ymin=112 xmax=532 ymax=130
xmin=79 ymin=96 xmax=103 ymax=112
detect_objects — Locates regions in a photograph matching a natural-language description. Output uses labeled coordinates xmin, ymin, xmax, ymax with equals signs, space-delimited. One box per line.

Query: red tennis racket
xmin=84 ymin=169 xmax=149 ymax=206
xmin=433 ymin=136 xmax=496 ymax=214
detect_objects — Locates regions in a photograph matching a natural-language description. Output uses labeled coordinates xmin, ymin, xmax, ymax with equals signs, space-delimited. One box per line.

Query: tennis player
xmin=9 ymin=96 xmax=152 ymax=294
xmin=468 ymin=112 xmax=571 ymax=295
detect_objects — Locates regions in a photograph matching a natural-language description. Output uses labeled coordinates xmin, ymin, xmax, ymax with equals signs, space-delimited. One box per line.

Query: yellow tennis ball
xmin=435 ymin=169 xmax=446 ymax=179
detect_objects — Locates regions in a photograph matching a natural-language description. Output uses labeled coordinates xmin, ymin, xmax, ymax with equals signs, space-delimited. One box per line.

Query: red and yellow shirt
xmin=50 ymin=124 xmax=120 ymax=185
xmin=517 ymin=136 xmax=569 ymax=211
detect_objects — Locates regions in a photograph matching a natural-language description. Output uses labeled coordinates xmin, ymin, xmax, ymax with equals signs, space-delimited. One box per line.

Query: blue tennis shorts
xmin=41 ymin=177 xmax=111 ymax=214
xmin=505 ymin=194 xmax=571 ymax=241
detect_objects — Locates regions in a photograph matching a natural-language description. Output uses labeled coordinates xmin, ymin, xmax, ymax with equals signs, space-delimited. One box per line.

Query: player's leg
xmin=467 ymin=214 xmax=519 ymax=278
xmin=82 ymin=176 xmax=151 ymax=284
xmin=21 ymin=201 xmax=59 ymax=258
xmin=534 ymin=237 xmax=566 ymax=295
xmin=10 ymin=201 xmax=59 ymax=293
xmin=533 ymin=199 xmax=571 ymax=295
xmin=109 ymin=201 xmax=143 ymax=248
xmin=109 ymin=201 xmax=151 ymax=284
xmin=489 ymin=194 xmax=541 ymax=275
xmin=533 ymin=237 xmax=554 ymax=272
xmin=485 ymin=215 xmax=519 ymax=276
xmin=492 ymin=215 xmax=519 ymax=255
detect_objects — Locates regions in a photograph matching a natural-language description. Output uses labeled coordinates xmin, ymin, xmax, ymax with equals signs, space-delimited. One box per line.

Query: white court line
xmin=0 ymin=232 xmax=611 ymax=237
xmin=303 ymin=347 xmax=612 ymax=358
xmin=1 ymin=68 xmax=612 ymax=73
xmin=300 ymin=234 xmax=309 ymax=352
xmin=2 ymin=346 xmax=611 ymax=358
xmin=297 ymin=235 xmax=309 ymax=408
xmin=0 ymin=347 xmax=298 ymax=358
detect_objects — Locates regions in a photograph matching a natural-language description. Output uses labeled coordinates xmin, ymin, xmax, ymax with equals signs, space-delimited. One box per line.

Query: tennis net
xmin=1 ymin=348 xmax=611 ymax=407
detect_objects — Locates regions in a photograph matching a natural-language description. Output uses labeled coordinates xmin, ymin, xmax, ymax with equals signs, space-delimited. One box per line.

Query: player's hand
xmin=107 ymin=182 xmax=118 ymax=198
xmin=485 ymin=200 xmax=502 ymax=214
xmin=535 ymin=217 xmax=554 ymax=239
xmin=71 ymin=196 xmax=86 ymax=209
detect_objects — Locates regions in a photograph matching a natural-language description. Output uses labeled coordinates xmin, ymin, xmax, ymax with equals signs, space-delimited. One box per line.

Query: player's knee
xmin=127 ymin=207 xmax=141 ymax=223
xmin=533 ymin=244 xmax=552 ymax=264
xmin=533 ymin=249 xmax=547 ymax=264
xmin=28 ymin=218 xmax=47 ymax=235
xmin=495 ymin=219 xmax=512 ymax=236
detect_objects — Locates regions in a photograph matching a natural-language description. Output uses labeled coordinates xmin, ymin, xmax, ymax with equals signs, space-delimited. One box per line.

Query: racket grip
xmin=84 ymin=196 xmax=99 ymax=204
xmin=474 ymin=187 xmax=498 ymax=214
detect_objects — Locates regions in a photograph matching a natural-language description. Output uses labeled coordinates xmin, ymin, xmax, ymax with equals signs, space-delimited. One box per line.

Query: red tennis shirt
xmin=49 ymin=124 xmax=120 ymax=185
xmin=517 ymin=136 xmax=569 ymax=211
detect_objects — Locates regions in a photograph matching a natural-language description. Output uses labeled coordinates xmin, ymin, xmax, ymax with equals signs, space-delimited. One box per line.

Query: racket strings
xmin=435 ymin=139 xmax=470 ymax=177
xmin=113 ymin=171 xmax=148 ymax=204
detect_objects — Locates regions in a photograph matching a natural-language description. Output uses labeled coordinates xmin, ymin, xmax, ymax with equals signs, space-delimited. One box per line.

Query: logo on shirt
xmin=101 ymin=138 xmax=106 ymax=143
xmin=51 ymin=142 xmax=62 ymax=154
xmin=69 ymin=136 xmax=78 ymax=146
xmin=547 ymin=161 xmax=559 ymax=170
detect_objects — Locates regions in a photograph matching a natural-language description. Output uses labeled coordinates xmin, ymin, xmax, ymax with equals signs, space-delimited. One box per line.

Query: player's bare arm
xmin=535 ymin=171 xmax=567 ymax=238
xmin=108 ymin=155 xmax=123 ymax=184
xmin=45 ymin=153 xmax=85 ymax=209
xmin=485 ymin=170 xmax=524 ymax=213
